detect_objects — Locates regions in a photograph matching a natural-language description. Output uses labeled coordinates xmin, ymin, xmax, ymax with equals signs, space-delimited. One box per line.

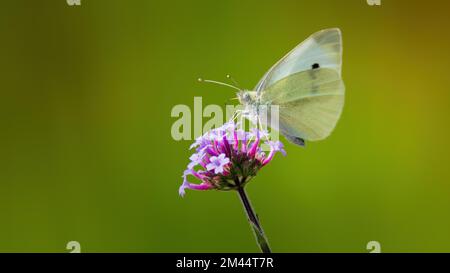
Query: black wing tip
xmin=285 ymin=135 xmax=306 ymax=147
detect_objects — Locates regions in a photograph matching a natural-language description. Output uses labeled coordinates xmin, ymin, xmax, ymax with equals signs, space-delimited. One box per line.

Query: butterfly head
xmin=197 ymin=75 xmax=257 ymax=106
xmin=237 ymin=90 xmax=257 ymax=106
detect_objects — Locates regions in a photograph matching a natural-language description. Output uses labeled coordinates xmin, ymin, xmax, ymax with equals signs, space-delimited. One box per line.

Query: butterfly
xmin=200 ymin=28 xmax=345 ymax=147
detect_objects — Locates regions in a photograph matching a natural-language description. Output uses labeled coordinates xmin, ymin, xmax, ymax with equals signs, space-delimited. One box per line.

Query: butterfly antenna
xmin=198 ymin=78 xmax=241 ymax=91
xmin=226 ymin=74 xmax=242 ymax=89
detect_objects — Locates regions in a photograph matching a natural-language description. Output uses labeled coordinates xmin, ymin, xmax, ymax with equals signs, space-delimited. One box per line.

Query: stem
xmin=237 ymin=186 xmax=271 ymax=253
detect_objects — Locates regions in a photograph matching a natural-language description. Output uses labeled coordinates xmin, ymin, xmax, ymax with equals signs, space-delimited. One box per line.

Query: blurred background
xmin=1 ymin=0 xmax=450 ymax=252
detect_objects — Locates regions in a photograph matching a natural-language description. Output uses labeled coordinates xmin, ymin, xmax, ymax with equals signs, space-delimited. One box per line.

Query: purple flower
xmin=178 ymin=169 xmax=214 ymax=197
xmin=262 ymin=141 xmax=286 ymax=166
xmin=189 ymin=136 xmax=205 ymax=150
xmin=249 ymin=127 xmax=269 ymax=139
xmin=179 ymin=121 xmax=286 ymax=197
xmin=179 ymin=178 xmax=213 ymax=197
xmin=188 ymin=152 xmax=205 ymax=169
xmin=206 ymin=153 xmax=230 ymax=174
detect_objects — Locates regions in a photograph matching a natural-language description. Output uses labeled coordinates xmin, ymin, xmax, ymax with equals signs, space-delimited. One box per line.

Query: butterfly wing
xmin=256 ymin=28 xmax=342 ymax=92
xmin=263 ymin=68 xmax=345 ymax=142
xmin=255 ymin=28 xmax=344 ymax=144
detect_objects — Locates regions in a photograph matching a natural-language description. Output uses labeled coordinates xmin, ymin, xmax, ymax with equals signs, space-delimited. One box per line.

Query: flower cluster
xmin=179 ymin=121 xmax=286 ymax=197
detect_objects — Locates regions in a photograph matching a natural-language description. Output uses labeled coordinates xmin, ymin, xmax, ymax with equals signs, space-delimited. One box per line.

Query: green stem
xmin=237 ymin=187 xmax=271 ymax=253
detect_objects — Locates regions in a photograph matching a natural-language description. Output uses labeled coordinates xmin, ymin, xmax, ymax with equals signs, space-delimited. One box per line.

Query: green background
xmin=1 ymin=0 xmax=450 ymax=252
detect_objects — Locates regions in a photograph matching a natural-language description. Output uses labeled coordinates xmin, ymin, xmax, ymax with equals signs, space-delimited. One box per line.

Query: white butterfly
xmin=201 ymin=28 xmax=345 ymax=146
